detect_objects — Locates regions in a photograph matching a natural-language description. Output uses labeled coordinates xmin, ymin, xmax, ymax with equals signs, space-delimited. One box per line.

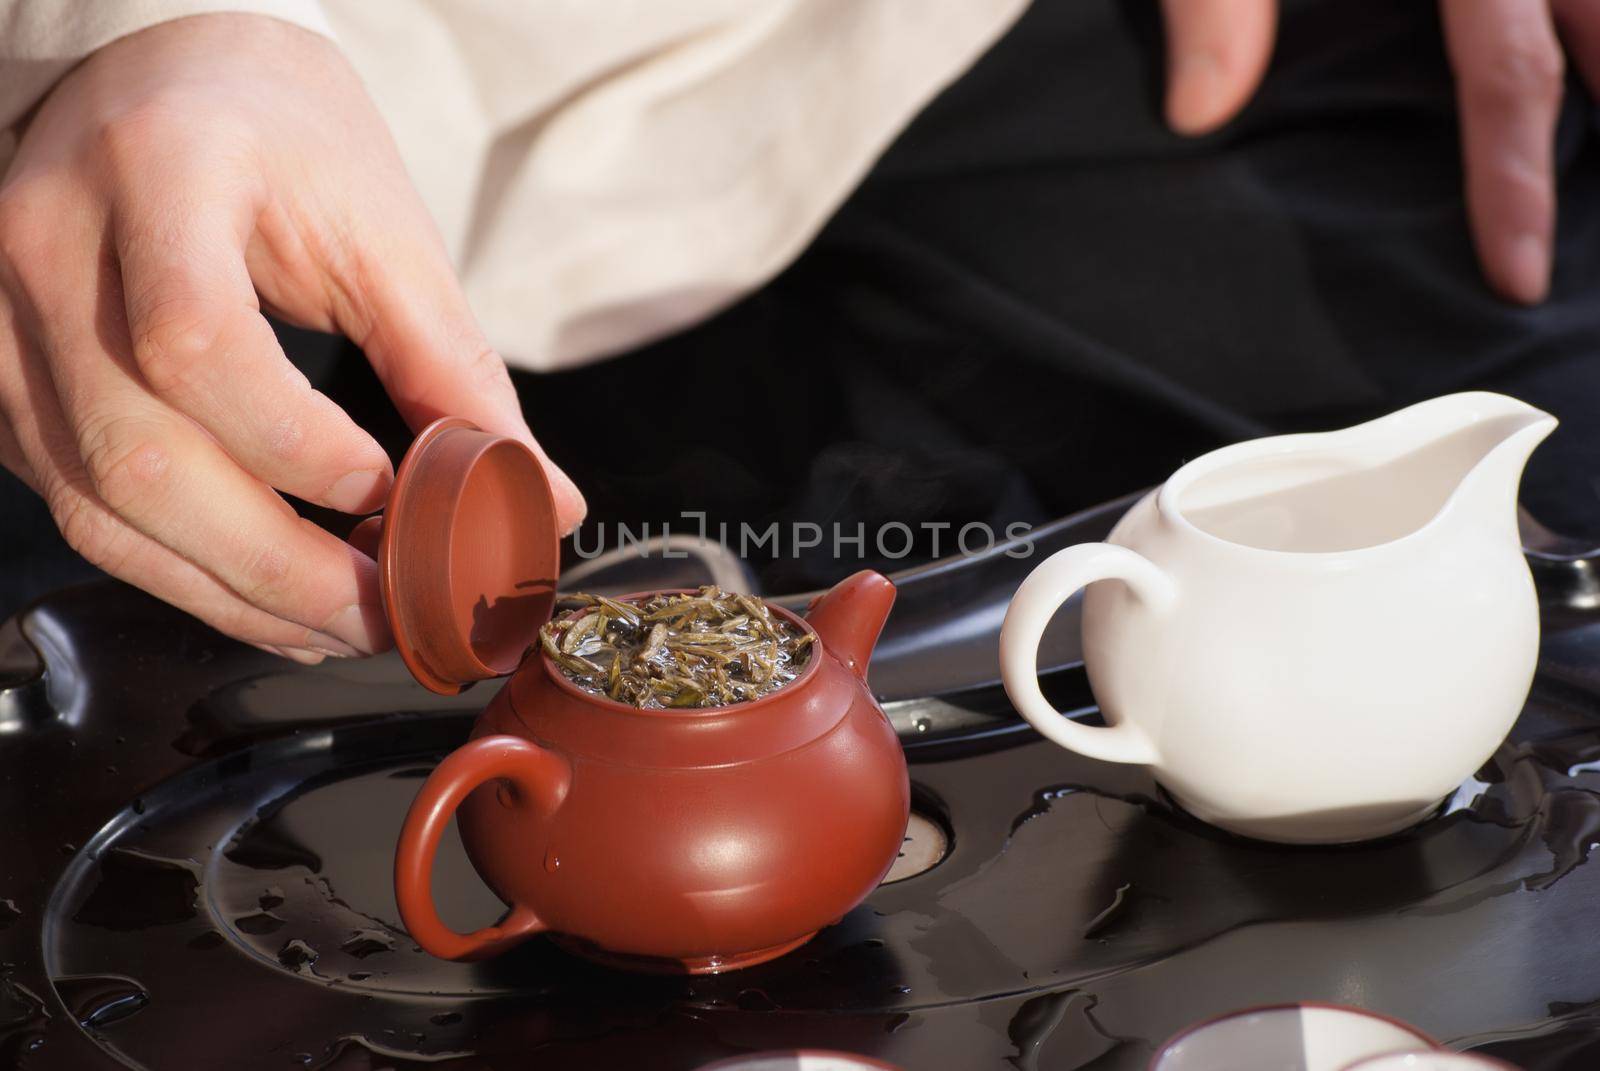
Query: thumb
xmin=352 ymin=255 xmax=587 ymax=533
xmin=1161 ymin=0 xmax=1278 ymax=136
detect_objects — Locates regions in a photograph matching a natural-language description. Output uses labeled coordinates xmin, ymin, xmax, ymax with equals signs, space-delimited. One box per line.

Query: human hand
xmin=1160 ymin=0 xmax=1600 ymax=304
xmin=0 ymin=14 xmax=585 ymax=663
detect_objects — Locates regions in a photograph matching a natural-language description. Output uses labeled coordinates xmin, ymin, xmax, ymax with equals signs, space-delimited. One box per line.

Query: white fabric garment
xmin=0 ymin=0 xmax=1027 ymax=370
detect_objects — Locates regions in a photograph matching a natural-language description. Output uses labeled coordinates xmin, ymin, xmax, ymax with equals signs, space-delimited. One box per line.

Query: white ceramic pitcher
xmin=1000 ymin=392 xmax=1557 ymax=844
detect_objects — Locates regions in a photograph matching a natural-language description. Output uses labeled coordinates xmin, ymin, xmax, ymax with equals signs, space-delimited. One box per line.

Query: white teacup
xmin=1341 ymin=1053 xmax=1520 ymax=1070
xmin=696 ymin=1053 xmax=902 ymax=1071
xmin=1151 ymin=1004 xmax=1436 ymax=1071
xmin=1000 ymin=393 xmax=1555 ymax=843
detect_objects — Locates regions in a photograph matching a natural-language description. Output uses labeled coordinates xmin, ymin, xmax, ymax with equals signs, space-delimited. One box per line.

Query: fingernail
xmin=307 ymin=631 xmax=362 ymax=658
xmin=551 ymin=470 xmax=587 ymax=536
xmin=1500 ymin=232 xmax=1551 ymax=305
xmin=322 ymin=604 xmax=388 ymax=655
xmin=520 ymin=436 xmax=586 ymax=536
xmin=326 ymin=467 xmax=392 ymax=514
xmin=347 ymin=516 xmax=384 ymax=560
xmin=1167 ymin=52 xmax=1228 ymax=135
xmin=277 ymin=647 xmax=327 ymax=666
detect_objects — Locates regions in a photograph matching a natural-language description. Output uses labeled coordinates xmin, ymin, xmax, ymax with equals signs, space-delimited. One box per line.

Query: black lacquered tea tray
xmin=5 ymin=535 xmax=1600 ymax=1069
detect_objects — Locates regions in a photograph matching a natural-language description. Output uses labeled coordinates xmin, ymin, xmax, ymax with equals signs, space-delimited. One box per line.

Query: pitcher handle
xmin=395 ymin=734 xmax=570 ymax=961
xmin=1000 ymin=543 xmax=1174 ymax=766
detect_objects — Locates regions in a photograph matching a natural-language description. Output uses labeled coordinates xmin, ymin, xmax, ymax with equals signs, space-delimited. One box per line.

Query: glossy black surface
xmin=4 ymin=568 xmax=1600 ymax=1068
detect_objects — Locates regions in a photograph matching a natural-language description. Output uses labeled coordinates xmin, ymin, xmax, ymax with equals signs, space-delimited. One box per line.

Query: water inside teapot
xmin=539 ymin=586 xmax=813 ymax=708
xmin=1177 ymin=412 xmax=1534 ymax=554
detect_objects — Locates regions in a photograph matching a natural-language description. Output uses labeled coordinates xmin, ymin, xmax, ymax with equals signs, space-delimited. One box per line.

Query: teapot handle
xmin=1000 ymin=543 xmax=1174 ymax=766
xmin=395 ymin=734 xmax=570 ymax=961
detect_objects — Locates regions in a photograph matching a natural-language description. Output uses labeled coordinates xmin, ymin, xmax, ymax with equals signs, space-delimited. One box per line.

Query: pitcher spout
xmin=1432 ymin=392 xmax=1557 ymax=537
xmin=804 ymin=571 xmax=896 ymax=680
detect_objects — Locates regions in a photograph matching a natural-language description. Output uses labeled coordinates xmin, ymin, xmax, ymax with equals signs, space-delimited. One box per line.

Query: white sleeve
xmin=0 ymin=0 xmax=334 ymax=169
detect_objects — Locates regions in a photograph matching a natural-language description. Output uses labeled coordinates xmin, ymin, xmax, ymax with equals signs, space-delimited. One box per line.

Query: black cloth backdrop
xmin=2 ymin=0 xmax=1597 ymax=613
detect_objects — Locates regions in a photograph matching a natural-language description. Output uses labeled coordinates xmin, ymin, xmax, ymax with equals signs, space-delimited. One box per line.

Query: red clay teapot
xmin=375 ymin=419 xmax=909 ymax=972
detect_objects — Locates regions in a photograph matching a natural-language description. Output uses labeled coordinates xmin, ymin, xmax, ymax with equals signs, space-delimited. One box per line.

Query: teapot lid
xmin=377 ymin=417 xmax=560 ymax=695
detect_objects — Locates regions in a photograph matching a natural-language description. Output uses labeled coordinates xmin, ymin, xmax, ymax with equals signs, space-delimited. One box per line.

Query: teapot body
xmin=396 ymin=571 xmax=908 ymax=971
xmin=459 ymin=639 xmax=909 ymax=970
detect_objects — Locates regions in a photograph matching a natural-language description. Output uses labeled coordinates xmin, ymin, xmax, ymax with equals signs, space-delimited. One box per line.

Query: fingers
xmin=1441 ymin=0 xmax=1565 ymax=304
xmin=0 ymin=315 xmax=348 ymax=663
xmin=0 ymin=413 xmax=38 ymax=493
xmin=338 ymin=230 xmax=587 ymax=533
xmin=114 ymin=186 xmax=393 ymax=513
xmin=40 ymin=476 xmax=344 ymax=665
xmin=1161 ymin=0 xmax=1278 ymax=135
xmin=18 ymin=234 xmax=390 ymax=655
xmin=1553 ymin=0 xmax=1600 ymax=106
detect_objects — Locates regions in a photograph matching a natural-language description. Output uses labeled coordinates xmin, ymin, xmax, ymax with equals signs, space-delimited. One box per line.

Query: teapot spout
xmin=804 ymin=571 xmax=896 ymax=680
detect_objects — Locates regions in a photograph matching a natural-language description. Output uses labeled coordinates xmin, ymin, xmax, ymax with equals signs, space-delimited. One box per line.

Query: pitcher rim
xmin=1154 ymin=391 xmax=1557 ymax=560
